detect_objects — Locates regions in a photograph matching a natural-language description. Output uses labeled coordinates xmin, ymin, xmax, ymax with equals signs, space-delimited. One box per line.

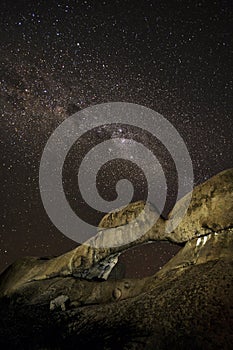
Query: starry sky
xmin=0 ymin=0 xmax=232 ymax=277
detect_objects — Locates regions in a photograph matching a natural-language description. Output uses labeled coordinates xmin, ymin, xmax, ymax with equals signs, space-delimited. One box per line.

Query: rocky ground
xmin=0 ymin=168 xmax=232 ymax=349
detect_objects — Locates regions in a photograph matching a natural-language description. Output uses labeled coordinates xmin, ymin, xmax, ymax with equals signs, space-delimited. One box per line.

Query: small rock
xmin=124 ymin=281 xmax=130 ymax=289
xmin=112 ymin=288 xmax=122 ymax=301
xmin=50 ymin=295 xmax=69 ymax=311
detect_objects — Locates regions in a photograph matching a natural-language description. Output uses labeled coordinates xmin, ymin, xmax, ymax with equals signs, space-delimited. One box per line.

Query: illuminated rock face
xmin=98 ymin=200 xmax=157 ymax=229
xmin=166 ymin=168 xmax=233 ymax=242
xmin=98 ymin=168 xmax=233 ymax=244
xmin=0 ymin=169 xmax=232 ymax=349
xmin=156 ymin=228 xmax=233 ymax=278
xmin=0 ymin=169 xmax=233 ymax=295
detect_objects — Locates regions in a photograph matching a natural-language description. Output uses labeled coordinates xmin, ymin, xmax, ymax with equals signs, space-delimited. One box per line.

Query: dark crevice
xmin=190 ymin=225 xmax=233 ymax=240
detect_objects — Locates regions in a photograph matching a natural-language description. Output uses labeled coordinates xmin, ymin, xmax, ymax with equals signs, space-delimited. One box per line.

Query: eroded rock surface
xmin=166 ymin=168 xmax=233 ymax=242
xmin=98 ymin=200 xmax=157 ymax=229
xmin=0 ymin=168 xmax=232 ymax=349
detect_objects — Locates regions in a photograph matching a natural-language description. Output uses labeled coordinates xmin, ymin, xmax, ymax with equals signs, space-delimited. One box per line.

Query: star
xmin=0 ymin=0 xmax=232 ymax=277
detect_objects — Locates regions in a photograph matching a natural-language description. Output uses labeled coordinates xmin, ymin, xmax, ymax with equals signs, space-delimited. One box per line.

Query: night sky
xmin=1 ymin=0 xmax=232 ymax=277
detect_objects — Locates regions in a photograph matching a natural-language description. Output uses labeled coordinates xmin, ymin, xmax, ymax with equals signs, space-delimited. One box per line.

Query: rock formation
xmin=0 ymin=168 xmax=232 ymax=349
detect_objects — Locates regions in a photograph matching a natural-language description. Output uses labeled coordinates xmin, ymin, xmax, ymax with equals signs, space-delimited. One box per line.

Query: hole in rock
xmin=109 ymin=241 xmax=182 ymax=280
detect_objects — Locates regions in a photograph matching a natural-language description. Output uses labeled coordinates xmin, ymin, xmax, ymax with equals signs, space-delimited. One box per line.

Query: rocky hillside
xmin=0 ymin=168 xmax=232 ymax=349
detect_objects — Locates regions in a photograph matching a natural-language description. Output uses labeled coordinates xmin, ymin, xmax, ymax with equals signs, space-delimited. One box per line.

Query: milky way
xmin=1 ymin=0 xmax=232 ymax=276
